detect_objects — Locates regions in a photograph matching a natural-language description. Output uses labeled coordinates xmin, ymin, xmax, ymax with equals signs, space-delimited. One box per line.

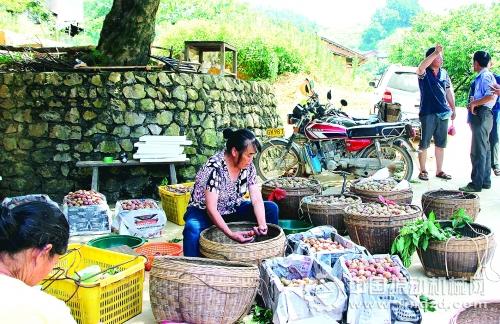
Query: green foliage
xmin=274 ymin=46 xmax=302 ymax=75
xmin=360 ymin=0 xmax=422 ymax=50
xmin=81 ymin=49 xmax=111 ymax=66
xmin=82 ymin=0 xmax=113 ymax=44
xmin=160 ymin=177 xmax=169 ymax=186
xmin=388 ymin=4 xmax=500 ymax=105
xmin=246 ymin=305 xmax=273 ymax=324
xmin=239 ymin=40 xmax=279 ymax=80
xmin=419 ymin=295 xmax=437 ymax=312
xmin=391 ymin=209 xmax=473 ymax=267
xmin=154 ymin=0 xmax=358 ymax=84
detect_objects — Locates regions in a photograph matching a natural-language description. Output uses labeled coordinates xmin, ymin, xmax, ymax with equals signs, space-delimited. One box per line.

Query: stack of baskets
xmin=421 ymin=189 xmax=480 ymax=220
xmin=150 ymin=256 xmax=260 ymax=324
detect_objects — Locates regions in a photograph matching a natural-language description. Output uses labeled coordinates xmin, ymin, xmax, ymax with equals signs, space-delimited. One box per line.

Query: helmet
xmin=299 ymin=79 xmax=315 ymax=97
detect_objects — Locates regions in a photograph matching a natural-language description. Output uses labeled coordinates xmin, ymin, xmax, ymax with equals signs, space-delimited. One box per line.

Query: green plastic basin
xmin=278 ymin=219 xmax=313 ymax=235
xmin=87 ymin=235 xmax=146 ymax=249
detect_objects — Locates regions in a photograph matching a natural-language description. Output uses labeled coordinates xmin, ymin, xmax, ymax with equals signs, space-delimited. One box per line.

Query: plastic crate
xmin=40 ymin=244 xmax=145 ymax=324
xmin=158 ymin=182 xmax=194 ymax=226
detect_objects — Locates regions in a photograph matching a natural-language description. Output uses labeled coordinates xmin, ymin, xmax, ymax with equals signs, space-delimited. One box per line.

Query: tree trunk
xmin=96 ymin=0 xmax=160 ymax=66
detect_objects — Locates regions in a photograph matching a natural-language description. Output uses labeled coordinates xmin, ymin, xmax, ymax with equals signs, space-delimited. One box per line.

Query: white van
xmin=370 ymin=65 xmax=420 ymax=121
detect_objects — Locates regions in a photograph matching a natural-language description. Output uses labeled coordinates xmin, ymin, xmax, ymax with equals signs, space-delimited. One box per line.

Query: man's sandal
xmin=418 ymin=171 xmax=429 ymax=181
xmin=436 ymin=171 xmax=452 ymax=180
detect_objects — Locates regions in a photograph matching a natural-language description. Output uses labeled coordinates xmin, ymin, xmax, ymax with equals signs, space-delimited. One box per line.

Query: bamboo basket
xmin=349 ymin=180 xmax=413 ymax=205
xmin=150 ymin=256 xmax=259 ymax=324
xmin=450 ymin=300 xmax=500 ymax=324
xmin=261 ymin=177 xmax=321 ymax=220
xmin=300 ymin=194 xmax=362 ymax=234
xmin=421 ymin=190 xmax=480 ymax=221
xmin=199 ymin=222 xmax=285 ymax=264
xmin=417 ymin=221 xmax=495 ymax=279
xmin=344 ymin=203 xmax=422 ymax=254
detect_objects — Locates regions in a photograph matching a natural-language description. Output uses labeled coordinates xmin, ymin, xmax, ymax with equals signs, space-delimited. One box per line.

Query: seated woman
xmin=0 ymin=200 xmax=76 ymax=323
xmin=183 ymin=128 xmax=279 ymax=257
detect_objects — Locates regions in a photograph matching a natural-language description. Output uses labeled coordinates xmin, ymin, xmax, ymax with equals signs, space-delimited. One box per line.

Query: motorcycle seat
xmin=347 ymin=122 xmax=406 ymax=139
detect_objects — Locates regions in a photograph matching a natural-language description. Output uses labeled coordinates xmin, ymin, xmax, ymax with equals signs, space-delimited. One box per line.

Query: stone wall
xmin=0 ymin=71 xmax=281 ymax=202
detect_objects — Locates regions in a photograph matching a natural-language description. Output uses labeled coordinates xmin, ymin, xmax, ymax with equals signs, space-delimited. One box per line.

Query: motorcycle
xmin=255 ymin=87 xmax=417 ymax=181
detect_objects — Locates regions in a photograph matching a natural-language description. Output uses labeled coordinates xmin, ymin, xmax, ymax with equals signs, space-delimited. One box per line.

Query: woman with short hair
xmin=0 ymin=200 xmax=76 ymax=323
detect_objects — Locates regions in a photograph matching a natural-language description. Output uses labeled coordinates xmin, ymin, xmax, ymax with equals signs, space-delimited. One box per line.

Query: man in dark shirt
xmin=416 ymin=44 xmax=456 ymax=181
xmin=460 ymin=51 xmax=498 ymax=192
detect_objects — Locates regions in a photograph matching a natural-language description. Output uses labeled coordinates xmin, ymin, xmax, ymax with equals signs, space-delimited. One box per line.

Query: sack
xmin=332 ymin=254 xmax=422 ymax=324
xmin=113 ymin=199 xmax=166 ymax=238
xmin=62 ymin=191 xmax=112 ymax=236
xmin=2 ymin=194 xmax=59 ymax=209
xmin=260 ymin=254 xmax=347 ymax=323
xmin=376 ymin=101 xmax=402 ymax=122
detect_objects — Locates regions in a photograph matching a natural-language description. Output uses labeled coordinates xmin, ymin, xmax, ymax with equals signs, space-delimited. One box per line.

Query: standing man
xmin=460 ymin=51 xmax=498 ymax=192
xmin=489 ymin=72 xmax=500 ymax=176
xmin=416 ymin=44 xmax=456 ymax=181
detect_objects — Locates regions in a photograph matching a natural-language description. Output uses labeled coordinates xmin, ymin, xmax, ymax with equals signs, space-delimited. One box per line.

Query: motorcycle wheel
xmin=360 ymin=143 xmax=414 ymax=181
xmin=255 ymin=139 xmax=303 ymax=180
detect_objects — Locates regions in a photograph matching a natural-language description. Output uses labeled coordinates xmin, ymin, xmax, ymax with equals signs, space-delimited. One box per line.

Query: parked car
xmin=369 ymin=64 xmax=420 ymax=121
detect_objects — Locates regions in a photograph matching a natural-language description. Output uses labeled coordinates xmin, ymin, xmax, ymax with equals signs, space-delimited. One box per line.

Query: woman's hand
xmin=253 ymin=224 xmax=268 ymax=236
xmin=230 ymin=231 xmax=255 ymax=243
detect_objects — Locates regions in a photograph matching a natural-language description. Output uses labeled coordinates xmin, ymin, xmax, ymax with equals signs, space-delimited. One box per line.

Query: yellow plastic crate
xmin=158 ymin=182 xmax=194 ymax=226
xmin=40 ymin=244 xmax=145 ymax=324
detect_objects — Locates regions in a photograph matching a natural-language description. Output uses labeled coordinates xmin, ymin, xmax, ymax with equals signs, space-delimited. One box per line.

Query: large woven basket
xmin=261 ymin=177 xmax=321 ymax=220
xmin=417 ymin=221 xmax=495 ymax=279
xmin=150 ymin=256 xmax=259 ymax=324
xmin=450 ymin=300 xmax=500 ymax=324
xmin=349 ymin=180 xmax=413 ymax=205
xmin=344 ymin=204 xmax=422 ymax=254
xmin=421 ymin=190 xmax=480 ymax=221
xmin=300 ymin=194 xmax=362 ymax=234
xmin=199 ymin=222 xmax=286 ymax=264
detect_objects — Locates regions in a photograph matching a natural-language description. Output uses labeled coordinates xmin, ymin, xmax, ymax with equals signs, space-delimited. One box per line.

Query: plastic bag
xmin=260 ymin=255 xmax=347 ymax=323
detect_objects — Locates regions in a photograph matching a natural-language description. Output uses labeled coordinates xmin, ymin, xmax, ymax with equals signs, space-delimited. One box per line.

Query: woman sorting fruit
xmin=0 ymin=200 xmax=76 ymax=323
xmin=183 ymin=128 xmax=279 ymax=257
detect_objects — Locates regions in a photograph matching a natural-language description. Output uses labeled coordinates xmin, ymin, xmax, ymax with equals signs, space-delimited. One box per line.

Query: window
xmin=387 ymin=72 xmax=419 ymax=92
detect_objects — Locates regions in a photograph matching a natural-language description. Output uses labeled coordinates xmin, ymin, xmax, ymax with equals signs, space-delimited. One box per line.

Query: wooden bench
xmin=75 ymin=159 xmax=188 ymax=191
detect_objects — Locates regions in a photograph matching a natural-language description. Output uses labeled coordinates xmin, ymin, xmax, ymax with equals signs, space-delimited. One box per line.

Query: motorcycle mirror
xmin=327 ymin=90 xmax=332 ymax=100
xmin=340 ymin=99 xmax=348 ymax=107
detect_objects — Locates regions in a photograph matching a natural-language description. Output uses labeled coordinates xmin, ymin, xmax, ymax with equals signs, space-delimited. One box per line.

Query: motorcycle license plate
xmin=266 ymin=128 xmax=284 ymax=137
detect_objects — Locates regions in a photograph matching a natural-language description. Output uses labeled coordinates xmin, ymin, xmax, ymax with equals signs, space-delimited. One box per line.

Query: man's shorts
xmin=419 ymin=113 xmax=449 ymax=149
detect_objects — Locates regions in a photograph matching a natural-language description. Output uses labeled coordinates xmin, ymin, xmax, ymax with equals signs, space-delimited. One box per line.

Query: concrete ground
xmin=72 ymin=109 xmax=500 ymax=323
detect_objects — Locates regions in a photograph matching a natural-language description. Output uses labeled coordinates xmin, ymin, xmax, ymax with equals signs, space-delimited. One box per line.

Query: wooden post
xmin=232 ymin=49 xmax=237 ymax=77
xmin=91 ymin=167 xmax=99 ymax=191
xmin=184 ymin=45 xmax=189 ymax=61
xmin=169 ymin=164 xmax=178 ymax=184
xmin=220 ymin=43 xmax=225 ymax=76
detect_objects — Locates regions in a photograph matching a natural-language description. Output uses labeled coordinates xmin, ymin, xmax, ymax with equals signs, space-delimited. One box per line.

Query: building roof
xmin=320 ymin=37 xmax=367 ymax=62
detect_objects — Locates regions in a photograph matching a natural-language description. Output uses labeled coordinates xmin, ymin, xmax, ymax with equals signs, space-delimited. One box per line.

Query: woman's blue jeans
xmin=182 ymin=201 xmax=279 ymax=257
